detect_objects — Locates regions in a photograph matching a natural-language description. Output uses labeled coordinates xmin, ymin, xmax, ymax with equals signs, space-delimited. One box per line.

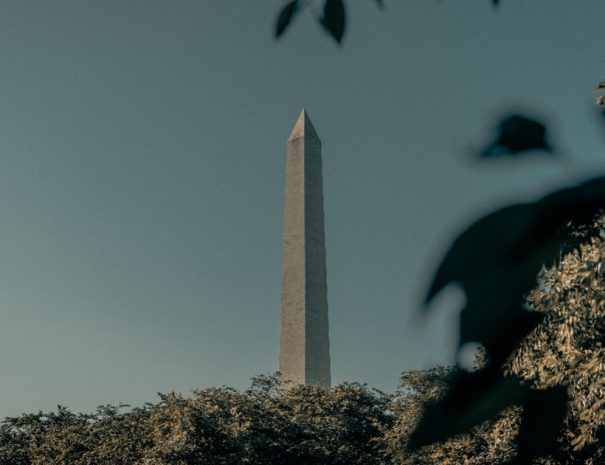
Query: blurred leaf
xmin=418 ymin=176 xmax=605 ymax=460
xmin=516 ymin=387 xmax=567 ymax=458
xmin=427 ymin=176 xmax=605 ymax=309
xmin=409 ymin=368 xmax=527 ymax=449
xmin=426 ymin=203 xmax=537 ymax=303
xmin=409 ymin=371 xmax=567 ymax=457
xmin=372 ymin=0 xmax=384 ymax=9
xmin=480 ymin=114 xmax=553 ymax=158
xmin=460 ymin=304 xmax=543 ymax=365
xmin=320 ymin=0 xmax=346 ymax=44
xmin=427 ymin=177 xmax=605 ymax=365
xmin=593 ymin=79 xmax=605 ymax=92
xmin=275 ymin=1 xmax=300 ymax=38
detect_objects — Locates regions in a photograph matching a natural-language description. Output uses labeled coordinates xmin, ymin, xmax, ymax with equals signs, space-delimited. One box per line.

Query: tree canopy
xmin=0 ymin=371 xmax=524 ymax=465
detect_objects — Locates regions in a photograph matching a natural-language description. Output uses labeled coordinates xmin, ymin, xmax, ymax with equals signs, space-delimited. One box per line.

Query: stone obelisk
xmin=279 ymin=109 xmax=331 ymax=388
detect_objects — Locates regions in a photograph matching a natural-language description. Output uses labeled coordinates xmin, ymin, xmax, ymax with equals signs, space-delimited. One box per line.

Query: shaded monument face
xmin=279 ymin=109 xmax=331 ymax=388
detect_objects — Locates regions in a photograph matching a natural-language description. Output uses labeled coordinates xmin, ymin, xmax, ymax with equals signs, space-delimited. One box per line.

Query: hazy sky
xmin=0 ymin=0 xmax=604 ymax=418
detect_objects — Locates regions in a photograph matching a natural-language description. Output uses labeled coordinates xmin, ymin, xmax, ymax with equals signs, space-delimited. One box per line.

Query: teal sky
xmin=0 ymin=0 xmax=604 ymax=418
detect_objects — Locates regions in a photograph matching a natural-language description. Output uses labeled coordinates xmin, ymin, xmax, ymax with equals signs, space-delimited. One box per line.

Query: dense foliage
xmin=4 ymin=225 xmax=605 ymax=464
xmin=507 ymin=218 xmax=605 ymax=463
xmin=6 ymin=223 xmax=605 ymax=464
xmin=7 ymin=225 xmax=605 ymax=465
xmin=0 ymin=371 xmax=518 ymax=465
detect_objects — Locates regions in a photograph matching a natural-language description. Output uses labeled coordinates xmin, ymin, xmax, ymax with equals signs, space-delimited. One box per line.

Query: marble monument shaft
xmin=279 ymin=110 xmax=331 ymax=388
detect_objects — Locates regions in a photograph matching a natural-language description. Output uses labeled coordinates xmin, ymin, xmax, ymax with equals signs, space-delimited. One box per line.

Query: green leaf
xmin=275 ymin=1 xmax=300 ymax=39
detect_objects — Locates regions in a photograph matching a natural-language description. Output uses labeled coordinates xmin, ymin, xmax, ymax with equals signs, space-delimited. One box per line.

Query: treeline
xmin=0 ymin=369 xmax=519 ymax=465
xmin=4 ymin=225 xmax=605 ymax=464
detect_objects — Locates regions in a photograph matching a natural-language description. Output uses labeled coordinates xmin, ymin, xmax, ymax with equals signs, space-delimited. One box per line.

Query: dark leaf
xmin=373 ymin=0 xmax=384 ymax=9
xmin=427 ymin=177 xmax=605 ymax=365
xmin=516 ymin=387 xmax=567 ymax=458
xmin=426 ymin=176 xmax=605 ymax=309
xmin=409 ymin=368 xmax=528 ymax=449
xmin=275 ymin=1 xmax=300 ymax=39
xmin=426 ymin=203 xmax=538 ymax=303
xmin=593 ymin=425 xmax=605 ymax=443
xmin=480 ymin=114 xmax=553 ymax=158
xmin=320 ymin=0 xmax=346 ymax=44
xmin=410 ymin=373 xmax=567 ymax=456
xmin=418 ymin=176 xmax=605 ymax=459
xmin=460 ymin=304 xmax=543 ymax=366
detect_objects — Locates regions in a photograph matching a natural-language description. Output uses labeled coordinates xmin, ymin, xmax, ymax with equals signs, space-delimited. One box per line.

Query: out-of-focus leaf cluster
xmin=594 ymin=79 xmax=605 ymax=107
xmin=507 ymin=227 xmax=605 ymax=461
xmin=275 ymin=0 xmax=348 ymax=43
xmin=274 ymin=0 xmax=505 ymax=44
xmin=480 ymin=115 xmax=553 ymax=158
xmin=409 ymin=112 xmax=605 ymax=464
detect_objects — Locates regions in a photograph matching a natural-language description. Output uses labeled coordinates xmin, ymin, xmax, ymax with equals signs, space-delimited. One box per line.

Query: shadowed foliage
xmin=2 ymin=359 xmax=605 ymax=463
xmin=409 ymin=111 xmax=605 ymax=464
xmin=0 ymin=377 xmax=391 ymax=465
xmin=0 ymin=371 xmax=528 ymax=465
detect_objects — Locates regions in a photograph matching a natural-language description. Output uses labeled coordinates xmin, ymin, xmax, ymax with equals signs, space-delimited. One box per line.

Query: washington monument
xmin=279 ymin=109 xmax=331 ymax=388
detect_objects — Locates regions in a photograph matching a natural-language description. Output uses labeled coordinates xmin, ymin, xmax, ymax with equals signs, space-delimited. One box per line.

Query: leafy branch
xmin=274 ymin=0 xmax=499 ymax=44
